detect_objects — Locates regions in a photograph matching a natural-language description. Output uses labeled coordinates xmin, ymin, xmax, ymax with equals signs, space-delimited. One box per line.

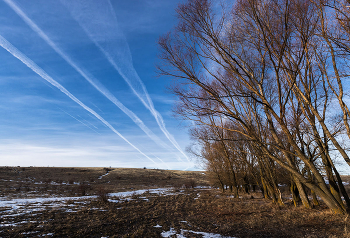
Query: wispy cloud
xmin=60 ymin=0 xmax=190 ymax=162
xmin=2 ymin=0 xmax=171 ymax=150
xmin=0 ymin=139 xmax=195 ymax=168
xmin=0 ymin=140 xmax=150 ymax=167
xmin=0 ymin=34 xmax=160 ymax=167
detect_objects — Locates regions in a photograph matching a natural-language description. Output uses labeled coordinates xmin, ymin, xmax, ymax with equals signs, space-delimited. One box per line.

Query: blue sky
xmin=0 ymin=0 xmax=196 ymax=170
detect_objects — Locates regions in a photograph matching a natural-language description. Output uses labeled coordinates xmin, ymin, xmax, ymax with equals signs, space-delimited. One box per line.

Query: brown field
xmin=0 ymin=167 xmax=350 ymax=237
xmin=0 ymin=166 xmax=208 ymax=198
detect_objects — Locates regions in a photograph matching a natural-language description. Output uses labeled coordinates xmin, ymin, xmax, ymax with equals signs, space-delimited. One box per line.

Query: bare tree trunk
xmin=265 ymin=182 xmax=277 ymax=203
xmin=326 ymin=167 xmax=344 ymax=209
xmin=291 ymin=180 xmax=302 ymax=207
xmin=332 ymin=165 xmax=350 ymax=209
xmin=294 ymin=176 xmax=311 ymax=209
xmin=307 ymin=169 xmax=320 ymax=207
xmin=261 ymin=177 xmax=271 ymax=200
xmin=311 ymin=189 xmax=320 ymax=207
xmin=243 ymin=175 xmax=250 ymax=194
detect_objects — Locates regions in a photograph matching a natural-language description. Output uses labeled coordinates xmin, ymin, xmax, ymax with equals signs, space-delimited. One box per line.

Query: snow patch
xmin=161 ymin=227 xmax=236 ymax=238
xmin=98 ymin=170 xmax=110 ymax=179
xmin=109 ymin=188 xmax=172 ymax=198
xmin=0 ymin=196 xmax=96 ymax=210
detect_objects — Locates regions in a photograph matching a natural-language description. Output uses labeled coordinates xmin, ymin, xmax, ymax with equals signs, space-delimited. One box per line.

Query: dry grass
xmin=2 ymin=189 xmax=350 ymax=237
xmin=1 ymin=167 xmax=350 ymax=237
xmin=0 ymin=166 xmax=209 ymax=198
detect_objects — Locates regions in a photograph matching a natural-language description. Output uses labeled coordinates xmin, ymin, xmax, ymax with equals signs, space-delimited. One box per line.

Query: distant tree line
xmin=158 ymin=0 xmax=350 ymax=214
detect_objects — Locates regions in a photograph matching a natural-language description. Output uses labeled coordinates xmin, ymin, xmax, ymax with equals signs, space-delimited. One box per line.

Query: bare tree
xmin=158 ymin=0 xmax=350 ymax=213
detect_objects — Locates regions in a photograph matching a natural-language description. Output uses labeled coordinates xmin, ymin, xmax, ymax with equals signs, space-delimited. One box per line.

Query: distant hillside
xmin=0 ymin=167 xmax=209 ymax=198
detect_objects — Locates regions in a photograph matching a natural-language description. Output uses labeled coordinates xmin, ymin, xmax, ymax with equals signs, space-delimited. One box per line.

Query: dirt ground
xmin=1 ymin=167 xmax=350 ymax=237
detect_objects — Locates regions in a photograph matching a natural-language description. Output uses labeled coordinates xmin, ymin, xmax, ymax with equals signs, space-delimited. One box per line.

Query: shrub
xmin=44 ymin=179 xmax=52 ymax=184
xmin=96 ymin=186 xmax=111 ymax=203
xmin=131 ymin=192 xmax=140 ymax=199
xmin=103 ymin=167 xmax=112 ymax=173
xmin=77 ymin=183 xmax=91 ymax=196
xmin=173 ymin=182 xmax=183 ymax=190
xmin=184 ymin=179 xmax=197 ymax=189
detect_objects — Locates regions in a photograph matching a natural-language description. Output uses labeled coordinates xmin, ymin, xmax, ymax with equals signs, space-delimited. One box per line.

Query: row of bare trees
xmin=158 ymin=0 xmax=350 ymax=214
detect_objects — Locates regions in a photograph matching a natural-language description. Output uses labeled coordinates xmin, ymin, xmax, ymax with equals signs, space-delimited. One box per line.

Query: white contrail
xmin=77 ymin=115 xmax=98 ymax=129
xmin=58 ymin=107 xmax=100 ymax=134
xmin=0 ymin=34 xmax=159 ymax=167
xmin=60 ymin=0 xmax=190 ymax=163
xmin=2 ymin=0 xmax=170 ymax=150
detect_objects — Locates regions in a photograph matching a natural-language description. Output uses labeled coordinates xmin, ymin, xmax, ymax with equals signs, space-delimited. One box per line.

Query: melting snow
xmin=0 ymin=187 xmax=210 ymax=235
xmin=161 ymin=228 xmax=236 ymax=238
xmin=0 ymin=188 xmax=179 ymax=214
xmin=0 ymin=196 xmax=97 ymax=210
xmin=98 ymin=170 xmax=110 ymax=179
xmin=22 ymin=231 xmax=40 ymax=235
xmin=109 ymin=188 xmax=173 ymax=198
